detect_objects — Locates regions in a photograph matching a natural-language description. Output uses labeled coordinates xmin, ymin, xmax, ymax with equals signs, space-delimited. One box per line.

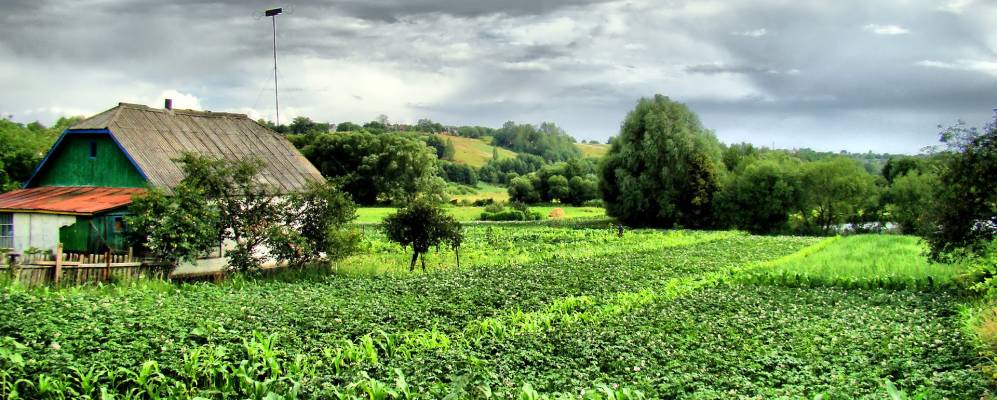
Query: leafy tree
xmin=799 ymin=157 xmax=878 ymax=234
xmin=567 ymin=175 xmax=599 ymax=205
xmin=336 ymin=122 xmax=362 ymax=132
xmin=299 ymin=131 xmax=442 ymax=204
xmin=442 ymin=138 xmax=456 ymax=161
xmin=174 ymin=153 xmax=282 ymax=271
xmin=547 ymin=174 xmax=570 ymax=202
xmin=0 ymin=117 xmax=82 ymax=191
xmin=884 ymin=171 xmax=938 ymax=235
xmin=267 ymin=180 xmax=359 ymax=267
xmin=478 ymin=153 xmax=546 ymax=184
xmin=926 ymin=115 xmax=997 ymax=257
xmin=288 ymin=116 xmax=330 ymax=135
xmin=882 ymin=156 xmax=927 ymax=185
xmin=508 ymin=176 xmax=541 ymax=203
xmin=722 ymin=142 xmax=760 ymax=171
xmin=599 ymin=95 xmax=725 ymax=228
xmin=362 ymin=121 xmax=387 ymax=134
xmin=382 ymin=201 xmax=463 ymax=271
xmin=439 ymin=161 xmax=478 ymax=185
xmin=126 ymin=185 xmax=221 ymax=266
xmin=716 ymin=154 xmax=804 ymax=233
xmin=416 ymin=118 xmax=445 ymax=133
xmin=491 ymin=121 xmax=581 ymax=162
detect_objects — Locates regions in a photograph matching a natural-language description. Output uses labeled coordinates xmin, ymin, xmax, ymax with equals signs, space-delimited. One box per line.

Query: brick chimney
xmin=164 ymin=98 xmax=173 ymax=110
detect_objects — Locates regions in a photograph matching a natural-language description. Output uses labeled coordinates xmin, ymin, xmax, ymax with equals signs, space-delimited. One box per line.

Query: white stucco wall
xmin=11 ymin=213 xmax=77 ymax=253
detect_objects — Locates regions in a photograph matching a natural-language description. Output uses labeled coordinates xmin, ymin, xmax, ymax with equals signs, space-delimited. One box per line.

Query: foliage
xmin=438 ymin=160 xmax=478 ymax=185
xmin=716 ymin=153 xmax=804 ymax=233
xmin=414 ymin=118 xmax=446 ymax=133
xmin=491 ymin=121 xmax=581 ymax=162
xmin=507 ymin=158 xmax=600 ymax=205
xmin=126 ymin=186 xmax=221 ymax=266
xmin=267 ymin=180 xmax=360 ymax=268
xmin=599 ymin=95 xmax=725 ymax=228
xmin=479 ymin=204 xmax=544 ymax=221
xmin=926 ymin=114 xmax=997 ymax=257
xmin=175 ymin=153 xmax=282 ymax=271
xmin=0 ymin=117 xmax=82 ymax=191
xmin=382 ymin=201 xmax=463 ymax=271
xmin=336 ymin=121 xmax=363 ymax=132
xmin=479 ymin=153 xmax=546 ymax=184
xmin=799 ymin=156 xmax=878 ymax=234
xmin=298 ymin=131 xmax=443 ymax=205
xmin=883 ymin=170 xmax=939 ymax=235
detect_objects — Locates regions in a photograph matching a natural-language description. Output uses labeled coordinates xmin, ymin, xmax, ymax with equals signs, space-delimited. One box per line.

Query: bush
xmin=581 ymin=199 xmax=604 ymax=208
xmin=483 ymin=202 xmax=505 ymax=213
xmin=479 ymin=210 xmax=543 ymax=221
xmin=472 ymin=198 xmax=495 ymax=207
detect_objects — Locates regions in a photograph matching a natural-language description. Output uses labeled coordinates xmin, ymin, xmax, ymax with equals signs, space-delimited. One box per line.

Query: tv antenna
xmin=265 ymin=7 xmax=282 ymax=125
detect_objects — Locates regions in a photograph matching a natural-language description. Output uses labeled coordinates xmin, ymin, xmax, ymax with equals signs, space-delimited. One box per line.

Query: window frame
xmin=0 ymin=213 xmax=13 ymax=250
xmin=89 ymin=140 xmax=97 ymax=159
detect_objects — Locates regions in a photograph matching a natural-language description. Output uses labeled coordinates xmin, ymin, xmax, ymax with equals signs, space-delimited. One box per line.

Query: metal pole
xmin=271 ymin=15 xmax=280 ymax=126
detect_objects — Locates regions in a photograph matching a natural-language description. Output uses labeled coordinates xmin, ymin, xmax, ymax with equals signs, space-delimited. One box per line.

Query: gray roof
xmin=70 ymin=103 xmax=324 ymax=193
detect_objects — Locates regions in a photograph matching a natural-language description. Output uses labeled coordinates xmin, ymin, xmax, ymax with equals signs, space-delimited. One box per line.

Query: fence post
xmin=54 ymin=243 xmax=63 ymax=285
xmin=103 ymin=249 xmax=111 ymax=282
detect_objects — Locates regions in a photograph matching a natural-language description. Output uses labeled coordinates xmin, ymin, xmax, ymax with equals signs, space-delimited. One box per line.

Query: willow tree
xmin=599 ymin=95 xmax=725 ymax=228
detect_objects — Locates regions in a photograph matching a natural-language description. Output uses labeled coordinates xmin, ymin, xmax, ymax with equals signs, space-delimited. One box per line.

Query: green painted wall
xmin=31 ymin=135 xmax=147 ymax=188
xmin=59 ymin=212 xmax=129 ymax=253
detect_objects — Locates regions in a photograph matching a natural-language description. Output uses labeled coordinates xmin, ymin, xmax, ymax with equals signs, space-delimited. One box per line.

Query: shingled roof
xmin=67 ymin=103 xmax=324 ymax=193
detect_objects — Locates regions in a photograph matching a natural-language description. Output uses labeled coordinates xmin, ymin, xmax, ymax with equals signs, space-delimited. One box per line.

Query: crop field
xmin=0 ymin=228 xmax=989 ymax=399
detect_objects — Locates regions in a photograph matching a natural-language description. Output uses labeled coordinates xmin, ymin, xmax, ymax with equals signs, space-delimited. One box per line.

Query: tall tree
xmin=926 ymin=115 xmax=997 ymax=257
xmin=599 ymin=95 xmax=725 ymax=227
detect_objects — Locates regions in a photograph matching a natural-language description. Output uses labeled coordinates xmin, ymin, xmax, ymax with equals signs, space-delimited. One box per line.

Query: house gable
xmin=28 ymin=132 xmax=147 ymax=188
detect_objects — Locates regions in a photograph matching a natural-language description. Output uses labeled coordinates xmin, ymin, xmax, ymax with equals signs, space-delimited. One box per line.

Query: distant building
xmin=0 ymin=101 xmax=323 ymax=270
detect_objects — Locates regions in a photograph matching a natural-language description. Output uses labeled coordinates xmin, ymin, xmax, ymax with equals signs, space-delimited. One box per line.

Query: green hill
xmin=435 ymin=134 xmax=517 ymax=167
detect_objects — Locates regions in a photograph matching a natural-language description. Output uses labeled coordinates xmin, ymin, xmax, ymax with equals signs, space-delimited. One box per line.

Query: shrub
xmin=479 ymin=210 xmax=543 ymax=221
xmin=383 ymin=201 xmax=463 ymax=271
xmin=483 ymin=202 xmax=505 ymax=213
xmin=581 ymin=199 xmax=604 ymax=208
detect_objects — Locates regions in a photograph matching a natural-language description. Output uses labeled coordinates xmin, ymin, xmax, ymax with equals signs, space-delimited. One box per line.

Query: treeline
xmin=0 ymin=117 xmax=82 ymax=191
xmin=601 ymin=95 xmax=996 ymax=261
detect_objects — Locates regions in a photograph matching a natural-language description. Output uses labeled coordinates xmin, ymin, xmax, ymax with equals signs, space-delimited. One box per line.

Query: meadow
xmin=354 ymin=206 xmax=605 ymax=225
xmin=0 ymin=227 xmax=989 ymax=399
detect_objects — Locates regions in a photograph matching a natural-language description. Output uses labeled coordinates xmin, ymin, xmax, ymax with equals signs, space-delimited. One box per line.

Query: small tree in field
xmin=383 ymin=201 xmax=463 ymax=271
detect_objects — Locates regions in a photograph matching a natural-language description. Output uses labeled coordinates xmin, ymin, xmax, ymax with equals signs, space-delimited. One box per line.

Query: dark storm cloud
xmin=1 ymin=0 xmax=995 ymax=153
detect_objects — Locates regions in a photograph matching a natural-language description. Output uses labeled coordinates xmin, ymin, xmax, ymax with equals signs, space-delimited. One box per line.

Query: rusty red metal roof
xmin=0 ymin=187 xmax=145 ymax=215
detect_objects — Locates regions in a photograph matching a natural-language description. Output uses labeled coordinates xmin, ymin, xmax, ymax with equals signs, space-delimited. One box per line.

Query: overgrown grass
xmin=354 ymin=205 xmax=605 ymax=224
xmin=738 ymin=234 xmax=963 ymax=291
xmin=448 ymin=182 xmax=510 ymax=203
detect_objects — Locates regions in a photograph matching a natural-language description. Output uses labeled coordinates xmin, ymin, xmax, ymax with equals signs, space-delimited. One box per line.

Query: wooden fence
xmin=0 ymin=244 xmax=172 ymax=287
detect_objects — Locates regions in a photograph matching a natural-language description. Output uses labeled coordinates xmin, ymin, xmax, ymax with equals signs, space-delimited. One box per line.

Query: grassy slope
xmin=576 ymin=142 xmax=610 ymax=158
xmin=437 ymin=134 xmax=610 ymax=168
xmin=449 ymin=182 xmax=510 ymax=203
xmin=436 ymin=134 xmax=517 ymax=167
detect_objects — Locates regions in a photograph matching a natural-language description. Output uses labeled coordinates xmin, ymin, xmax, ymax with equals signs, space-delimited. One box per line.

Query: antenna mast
xmin=265 ymin=7 xmax=283 ymax=125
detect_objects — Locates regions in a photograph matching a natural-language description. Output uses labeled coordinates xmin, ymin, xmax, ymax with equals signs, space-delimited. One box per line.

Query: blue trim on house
xmin=22 ymin=128 xmax=149 ymax=188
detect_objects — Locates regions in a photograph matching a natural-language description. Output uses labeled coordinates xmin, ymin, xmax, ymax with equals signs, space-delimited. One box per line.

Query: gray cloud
xmin=0 ymin=0 xmax=995 ymax=154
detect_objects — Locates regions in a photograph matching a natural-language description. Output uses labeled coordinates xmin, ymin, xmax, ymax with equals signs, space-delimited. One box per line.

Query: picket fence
xmin=0 ymin=244 xmax=172 ymax=287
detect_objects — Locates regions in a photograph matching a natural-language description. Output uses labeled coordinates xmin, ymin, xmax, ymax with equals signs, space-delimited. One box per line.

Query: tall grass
xmin=738 ymin=234 xmax=963 ymax=291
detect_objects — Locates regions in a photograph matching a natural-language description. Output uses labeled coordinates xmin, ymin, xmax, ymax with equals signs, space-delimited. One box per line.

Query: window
xmin=0 ymin=213 xmax=12 ymax=250
xmin=89 ymin=141 xmax=97 ymax=158
xmin=113 ymin=216 xmax=125 ymax=233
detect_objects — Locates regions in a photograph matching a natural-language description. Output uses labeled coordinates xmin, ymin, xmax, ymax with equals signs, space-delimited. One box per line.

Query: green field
xmin=738 ymin=234 xmax=964 ymax=291
xmin=447 ymin=182 xmax=510 ymax=203
xmin=355 ymin=205 xmax=605 ymax=224
xmin=0 ymin=231 xmax=988 ymax=398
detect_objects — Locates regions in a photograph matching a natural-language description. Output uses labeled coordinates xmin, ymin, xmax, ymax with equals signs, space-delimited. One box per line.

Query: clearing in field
xmin=0 ymin=229 xmax=988 ymax=398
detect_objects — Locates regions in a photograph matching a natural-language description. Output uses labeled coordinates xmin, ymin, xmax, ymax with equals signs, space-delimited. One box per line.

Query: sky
xmin=1 ymin=0 xmax=995 ymax=154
